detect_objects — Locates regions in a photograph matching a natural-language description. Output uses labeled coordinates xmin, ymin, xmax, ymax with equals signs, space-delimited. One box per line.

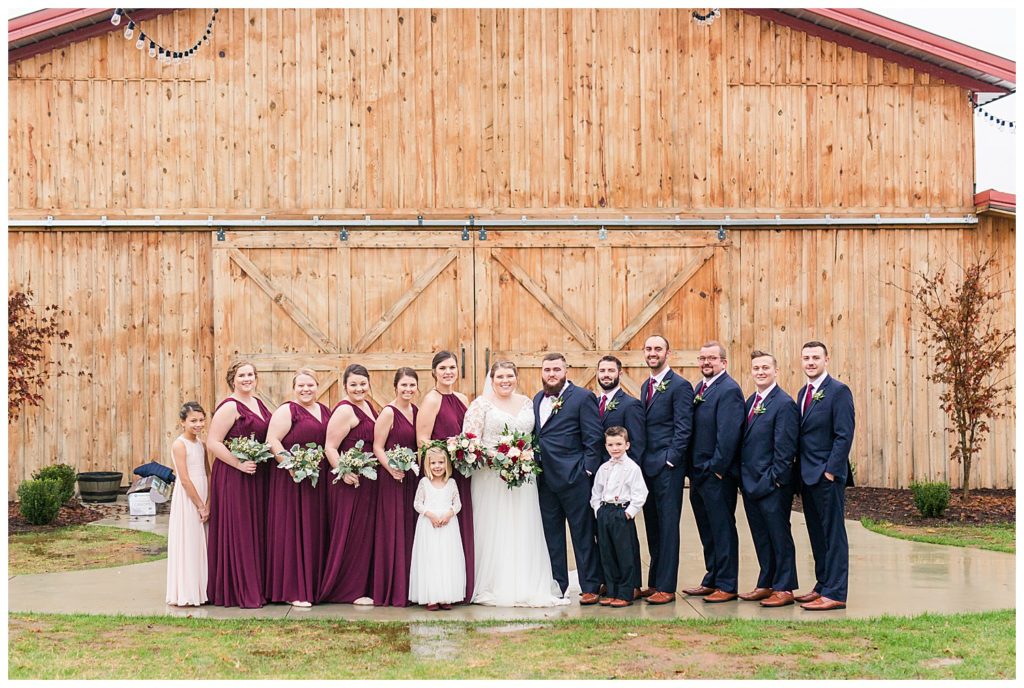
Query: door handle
xmin=461 ymin=347 xmax=466 ymax=379
xmin=485 ymin=348 xmax=490 ymax=375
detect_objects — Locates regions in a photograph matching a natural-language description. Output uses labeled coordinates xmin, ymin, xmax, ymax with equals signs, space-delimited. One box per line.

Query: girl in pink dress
xmin=166 ymin=401 xmax=211 ymax=606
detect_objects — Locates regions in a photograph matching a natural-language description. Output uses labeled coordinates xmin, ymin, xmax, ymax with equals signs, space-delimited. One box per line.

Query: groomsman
xmin=534 ymin=353 xmax=605 ymax=604
xmin=794 ymin=341 xmax=855 ymax=611
xmin=738 ymin=350 xmax=800 ymax=608
xmin=595 ymin=355 xmax=646 ymax=597
xmin=595 ymin=355 xmax=646 ymax=465
xmin=681 ymin=341 xmax=745 ymax=603
xmin=638 ymin=335 xmax=693 ymax=605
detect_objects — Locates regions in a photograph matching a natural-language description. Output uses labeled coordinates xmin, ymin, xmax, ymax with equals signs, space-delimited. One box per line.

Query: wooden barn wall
xmin=9 ymin=8 xmax=973 ymax=217
xmin=7 ymin=231 xmax=215 ymax=488
xmin=7 ymin=217 xmax=1014 ymax=490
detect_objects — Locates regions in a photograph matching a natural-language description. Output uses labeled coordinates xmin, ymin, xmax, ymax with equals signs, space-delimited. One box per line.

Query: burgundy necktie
xmin=802 ymin=385 xmax=814 ymax=415
xmin=646 ymin=379 xmax=656 ymax=407
xmin=599 ymin=395 xmax=607 ymax=417
xmin=746 ymin=394 xmax=762 ymax=425
xmin=698 ymin=381 xmax=708 ymax=396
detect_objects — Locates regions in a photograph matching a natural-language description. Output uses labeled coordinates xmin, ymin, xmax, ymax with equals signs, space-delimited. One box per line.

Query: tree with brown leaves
xmin=909 ymin=256 xmax=1014 ymax=500
xmin=8 ymin=289 xmax=72 ymax=422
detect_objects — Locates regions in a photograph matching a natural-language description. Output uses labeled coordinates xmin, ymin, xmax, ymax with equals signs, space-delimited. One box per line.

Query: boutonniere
xmin=605 ymin=398 xmax=619 ymax=412
xmin=693 ymin=393 xmax=705 ymax=405
xmin=753 ymin=403 xmax=767 ymax=415
xmin=655 ymin=380 xmax=669 ymax=394
xmin=550 ymin=396 xmax=565 ymax=415
xmin=812 ymin=390 xmax=824 ymax=402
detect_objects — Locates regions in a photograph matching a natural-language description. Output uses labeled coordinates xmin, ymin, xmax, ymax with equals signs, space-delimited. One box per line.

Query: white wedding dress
xmin=464 ymin=396 xmax=570 ymax=607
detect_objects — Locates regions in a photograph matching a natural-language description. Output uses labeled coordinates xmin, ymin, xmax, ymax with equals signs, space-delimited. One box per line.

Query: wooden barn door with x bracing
xmin=212 ymin=230 xmax=476 ymax=411
xmin=473 ymin=229 xmax=726 ymax=398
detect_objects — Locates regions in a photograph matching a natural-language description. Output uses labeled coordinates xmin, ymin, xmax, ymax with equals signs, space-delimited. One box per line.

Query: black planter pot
xmin=77 ymin=471 xmax=123 ymax=503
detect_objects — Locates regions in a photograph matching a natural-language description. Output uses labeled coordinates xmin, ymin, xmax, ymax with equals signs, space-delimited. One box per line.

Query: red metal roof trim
xmin=813 ymin=9 xmax=1015 ymax=85
xmin=745 ymin=9 xmax=1012 ymax=94
xmin=8 ymin=8 xmax=109 ymax=42
xmin=8 ymin=8 xmax=173 ymax=63
xmin=974 ymin=190 xmax=1016 ymax=214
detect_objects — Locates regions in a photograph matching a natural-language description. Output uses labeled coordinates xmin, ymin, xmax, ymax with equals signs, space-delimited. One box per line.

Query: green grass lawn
xmin=8 ymin=610 xmax=1015 ymax=680
xmin=861 ymin=518 xmax=1015 ymax=554
xmin=8 ymin=526 xmax=167 ymax=575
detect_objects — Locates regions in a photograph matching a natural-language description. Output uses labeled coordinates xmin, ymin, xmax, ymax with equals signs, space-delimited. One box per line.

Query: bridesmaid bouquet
xmin=277 ymin=442 xmax=324 ymax=487
xmin=227 ymin=434 xmax=274 ymax=464
xmin=331 ymin=440 xmax=378 ymax=485
xmin=385 ymin=446 xmax=420 ymax=476
xmin=445 ymin=432 xmax=487 ymax=477
xmin=490 ymin=425 xmax=541 ymax=489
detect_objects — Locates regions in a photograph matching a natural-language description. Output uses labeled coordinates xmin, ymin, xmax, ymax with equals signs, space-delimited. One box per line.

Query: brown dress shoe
xmin=738 ymin=587 xmax=773 ymax=602
xmin=609 ymin=598 xmax=632 ymax=608
xmin=598 ymin=584 xmax=608 ymax=596
xmin=801 ymin=596 xmax=847 ymax=611
xmin=682 ymin=585 xmax=716 ymax=596
xmin=645 ymin=591 xmax=676 ymax=605
xmin=580 ymin=592 xmax=600 ymax=605
xmin=639 ymin=587 xmax=657 ymax=598
xmin=703 ymin=590 xmax=739 ymax=603
xmin=794 ymin=590 xmax=821 ymax=604
xmin=426 ymin=603 xmax=440 ymax=611
xmin=760 ymin=591 xmax=795 ymax=607
xmin=633 ymin=588 xmax=643 ymax=600
xmin=599 ymin=597 xmax=613 ymax=606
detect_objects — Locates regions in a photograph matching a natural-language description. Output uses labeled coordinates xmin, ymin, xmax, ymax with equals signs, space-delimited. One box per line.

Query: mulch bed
xmin=8 ymin=500 xmax=125 ymax=535
xmin=793 ymin=487 xmax=1015 ymax=526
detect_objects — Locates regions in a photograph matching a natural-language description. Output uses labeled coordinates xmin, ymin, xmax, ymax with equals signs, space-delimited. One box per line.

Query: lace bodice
xmin=462 ymin=396 xmax=535 ymax=448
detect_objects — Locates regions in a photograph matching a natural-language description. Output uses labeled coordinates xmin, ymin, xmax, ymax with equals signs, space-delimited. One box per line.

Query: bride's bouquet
xmin=227 ymin=434 xmax=274 ymax=464
xmin=445 ymin=432 xmax=487 ymax=477
xmin=277 ymin=442 xmax=324 ymax=487
xmin=331 ymin=439 xmax=378 ymax=485
xmin=490 ymin=424 xmax=541 ymax=489
xmin=385 ymin=446 xmax=420 ymax=477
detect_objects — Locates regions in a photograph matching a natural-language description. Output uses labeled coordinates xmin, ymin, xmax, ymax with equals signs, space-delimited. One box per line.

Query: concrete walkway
xmin=9 ymin=490 xmax=1015 ymax=622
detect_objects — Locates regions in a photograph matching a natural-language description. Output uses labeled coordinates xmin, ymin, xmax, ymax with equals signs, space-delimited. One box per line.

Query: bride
xmin=463 ymin=360 xmax=570 ymax=607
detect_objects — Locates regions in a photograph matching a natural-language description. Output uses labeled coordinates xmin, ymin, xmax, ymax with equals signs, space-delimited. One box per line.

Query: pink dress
xmin=166 ymin=435 xmax=209 ymax=606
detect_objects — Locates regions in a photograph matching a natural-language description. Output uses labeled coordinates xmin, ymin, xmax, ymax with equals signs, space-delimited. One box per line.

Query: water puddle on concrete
xmin=476 ymin=623 xmax=547 ymax=634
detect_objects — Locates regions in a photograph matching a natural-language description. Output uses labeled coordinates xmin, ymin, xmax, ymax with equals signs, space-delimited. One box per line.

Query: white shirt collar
xmin=649 ymin=367 xmax=671 ymax=384
xmin=806 ymin=371 xmax=830 ymax=391
xmin=597 ymin=386 xmax=620 ymax=400
xmin=547 ymin=380 xmax=569 ymax=398
xmin=700 ymin=369 xmax=728 ymax=389
xmin=753 ymin=382 xmax=777 ymax=400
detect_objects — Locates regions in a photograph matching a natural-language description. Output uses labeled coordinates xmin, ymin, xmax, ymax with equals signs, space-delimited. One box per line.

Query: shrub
xmin=910 ymin=481 xmax=951 ymax=518
xmin=17 ymin=478 xmax=64 ymax=525
xmin=31 ymin=463 xmax=78 ymax=504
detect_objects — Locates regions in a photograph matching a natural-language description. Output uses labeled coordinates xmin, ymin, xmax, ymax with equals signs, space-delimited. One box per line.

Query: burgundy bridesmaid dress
xmin=317 ymin=400 xmax=379 ymax=603
xmin=264 ymin=401 xmax=330 ymax=604
xmin=430 ymin=392 xmax=474 ymax=603
xmin=207 ymin=397 xmax=272 ymax=608
xmin=372 ymin=404 xmax=418 ymax=607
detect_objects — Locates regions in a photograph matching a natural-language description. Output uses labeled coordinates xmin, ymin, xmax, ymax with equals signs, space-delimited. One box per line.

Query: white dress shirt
xmin=590 ymin=454 xmax=648 ymax=519
xmin=802 ymin=371 xmax=830 ymax=414
xmin=596 ymin=386 xmax=620 ymax=413
xmin=696 ymin=369 xmax=727 ymax=395
xmin=539 ymin=380 xmax=568 ymax=427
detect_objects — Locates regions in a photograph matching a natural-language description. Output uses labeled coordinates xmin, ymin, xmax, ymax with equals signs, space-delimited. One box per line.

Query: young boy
xmin=590 ymin=426 xmax=649 ymax=607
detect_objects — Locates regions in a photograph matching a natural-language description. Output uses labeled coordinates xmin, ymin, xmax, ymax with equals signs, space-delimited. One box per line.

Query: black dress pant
xmin=597 ymin=504 xmax=639 ymax=602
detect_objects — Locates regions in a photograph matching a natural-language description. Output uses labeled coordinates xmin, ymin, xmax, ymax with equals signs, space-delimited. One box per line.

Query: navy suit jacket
xmin=796 ymin=374 xmax=856 ymax=486
xmin=688 ymin=372 xmax=745 ymax=484
xmin=533 ymin=381 xmax=604 ymax=492
xmin=597 ymin=389 xmax=646 ymax=467
xmin=640 ymin=369 xmax=694 ymax=478
xmin=740 ymin=385 xmax=799 ymax=499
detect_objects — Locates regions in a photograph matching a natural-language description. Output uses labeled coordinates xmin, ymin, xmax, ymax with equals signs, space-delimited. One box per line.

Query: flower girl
xmin=408 ymin=445 xmax=466 ymax=610
xmin=166 ymin=401 xmax=211 ymax=606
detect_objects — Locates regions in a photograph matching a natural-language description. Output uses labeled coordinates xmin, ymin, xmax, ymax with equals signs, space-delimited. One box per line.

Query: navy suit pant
xmin=538 ymin=477 xmax=601 ymax=595
xmin=689 ymin=474 xmax=739 ymax=593
xmin=801 ymin=478 xmax=849 ymax=602
xmin=596 ymin=504 xmax=639 ymax=602
xmin=641 ymin=465 xmax=686 ymax=592
xmin=742 ymin=485 xmax=798 ymax=591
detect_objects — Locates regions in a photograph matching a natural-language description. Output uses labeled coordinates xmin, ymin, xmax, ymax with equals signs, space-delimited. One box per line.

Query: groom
xmin=534 ymin=352 xmax=604 ymax=604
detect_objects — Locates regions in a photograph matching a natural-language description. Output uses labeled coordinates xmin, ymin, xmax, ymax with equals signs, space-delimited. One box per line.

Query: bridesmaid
xmin=206 ymin=360 xmax=272 ymax=608
xmin=265 ymin=368 xmax=330 ymax=607
xmin=318 ymin=363 xmax=379 ymax=605
xmin=416 ymin=350 xmax=474 ymax=603
xmin=371 ymin=367 xmax=420 ymax=607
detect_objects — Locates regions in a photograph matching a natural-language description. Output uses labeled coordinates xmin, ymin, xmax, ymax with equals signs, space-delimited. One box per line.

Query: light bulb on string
xmin=136 ymin=35 xmax=145 ymax=50
xmin=111 ymin=9 xmax=123 ymax=26
xmin=149 ymin=41 xmax=157 ymax=58
xmin=124 ymin=21 xmax=134 ymax=40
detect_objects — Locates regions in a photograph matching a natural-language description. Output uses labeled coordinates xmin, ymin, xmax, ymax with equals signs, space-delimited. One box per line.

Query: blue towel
xmin=133 ymin=461 xmax=176 ymax=483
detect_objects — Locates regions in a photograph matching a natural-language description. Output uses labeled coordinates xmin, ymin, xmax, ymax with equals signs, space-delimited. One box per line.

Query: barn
xmin=7 ymin=8 xmax=1015 ymax=491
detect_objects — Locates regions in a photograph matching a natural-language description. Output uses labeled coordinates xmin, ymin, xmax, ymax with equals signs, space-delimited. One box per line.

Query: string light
xmin=970 ymin=94 xmax=1016 ymax=135
xmin=111 ymin=8 xmax=219 ymax=67
xmin=692 ymin=8 xmax=720 ymax=25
